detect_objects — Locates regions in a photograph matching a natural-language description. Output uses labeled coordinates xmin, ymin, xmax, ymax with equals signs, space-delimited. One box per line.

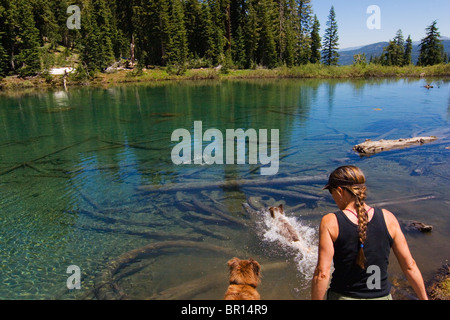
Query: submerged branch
xmin=137 ymin=174 xmax=327 ymax=193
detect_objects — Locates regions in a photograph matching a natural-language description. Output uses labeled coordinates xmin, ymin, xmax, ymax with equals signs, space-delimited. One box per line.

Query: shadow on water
xmin=0 ymin=78 xmax=448 ymax=299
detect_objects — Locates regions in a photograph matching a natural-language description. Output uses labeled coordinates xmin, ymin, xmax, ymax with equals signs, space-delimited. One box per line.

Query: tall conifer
xmin=418 ymin=20 xmax=444 ymax=66
xmin=321 ymin=6 xmax=339 ymax=66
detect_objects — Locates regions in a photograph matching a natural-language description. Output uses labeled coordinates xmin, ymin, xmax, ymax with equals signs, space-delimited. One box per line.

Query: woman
xmin=311 ymin=165 xmax=428 ymax=300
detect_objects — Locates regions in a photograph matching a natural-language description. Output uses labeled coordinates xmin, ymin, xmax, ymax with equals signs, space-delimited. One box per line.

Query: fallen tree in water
xmin=136 ymin=174 xmax=327 ymax=193
xmin=353 ymin=136 xmax=438 ymax=156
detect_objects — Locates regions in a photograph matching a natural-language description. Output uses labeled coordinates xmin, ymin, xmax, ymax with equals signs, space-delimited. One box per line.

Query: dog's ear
xmin=278 ymin=203 xmax=284 ymax=212
xmin=268 ymin=207 xmax=275 ymax=218
xmin=249 ymin=258 xmax=261 ymax=277
xmin=227 ymin=257 xmax=240 ymax=269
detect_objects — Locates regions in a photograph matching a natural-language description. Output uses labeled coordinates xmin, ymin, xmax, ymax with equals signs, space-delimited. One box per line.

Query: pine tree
xmin=80 ymin=0 xmax=115 ymax=73
xmin=417 ymin=20 xmax=444 ymax=66
xmin=165 ymin=0 xmax=188 ymax=70
xmin=382 ymin=30 xmax=405 ymax=66
xmin=0 ymin=1 xmax=8 ymax=77
xmin=10 ymin=0 xmax=42 ymax=77
xmin=244 ymin=0 xmax=260 ymax=68
xmin=184 ymin=0 xmax=204 ymax=58
xmin=404 ymin=35 xmax=413 ymax=65
xmin=208 ymin=0 xmax=226 ymax=65
xmin=0 ymin=38 xmax=7 ymax=78
xmin=30 ymin=0 xmax=60 ymax=49
xmin=277 ymin=0 xmax=297 ymax=67
xmin=309 ymin=14 xmax=321 ymax=63
xmin=257 ymin=0 xmax=277 ymax=68
xmin=321 ymin=6 xmax=339 ymax=66
xmin=296 ymin=0 xmax=313 ymax=65
xmin=200 ymin=2 xmax=216 ymax=62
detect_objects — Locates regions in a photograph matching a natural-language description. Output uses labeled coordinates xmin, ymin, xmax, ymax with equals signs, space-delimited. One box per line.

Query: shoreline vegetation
xmin=1 ymin=63 xmax=449 ymax=91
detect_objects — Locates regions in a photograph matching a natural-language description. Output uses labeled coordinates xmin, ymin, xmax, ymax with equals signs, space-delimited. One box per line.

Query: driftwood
xmin=353 ymin=136 xmax=438 ymax=155
xmin=137 ymin=174 xmax=327 ymax=193
xmin=94 ymin=241 xmax=237 ymax=300
xmin=404 ymin=221 xmax=433 ymax=233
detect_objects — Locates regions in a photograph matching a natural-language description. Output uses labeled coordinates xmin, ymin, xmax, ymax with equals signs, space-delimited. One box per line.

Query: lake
xmin=0 ymin=78 xmax=448 ymax=300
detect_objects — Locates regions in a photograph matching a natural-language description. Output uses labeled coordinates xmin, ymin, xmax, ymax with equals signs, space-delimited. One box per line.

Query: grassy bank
xmin=1 ymin=63 xmax=449 ymax=90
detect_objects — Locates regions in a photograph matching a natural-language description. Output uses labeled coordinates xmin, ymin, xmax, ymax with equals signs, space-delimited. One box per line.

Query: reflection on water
xmin=0 ymin=78 xmax=449 ymax=299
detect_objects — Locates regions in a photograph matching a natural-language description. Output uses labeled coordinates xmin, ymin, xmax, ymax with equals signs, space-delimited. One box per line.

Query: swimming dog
xmin=224 ymin=257 xmax=261 ymax=300
xmin=268 ymin=204 xmax=311 ymax=253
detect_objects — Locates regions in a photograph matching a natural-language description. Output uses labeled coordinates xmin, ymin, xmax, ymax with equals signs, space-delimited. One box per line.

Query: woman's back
xmin=330 ymin=207 xmax=393 ymax=298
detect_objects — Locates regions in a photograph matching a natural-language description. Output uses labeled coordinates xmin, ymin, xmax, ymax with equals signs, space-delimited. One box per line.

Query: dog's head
xmin=269 ymin=204 xmax=284 ymax=219
xmin=227 ymin=257 xmax=261 ymax=287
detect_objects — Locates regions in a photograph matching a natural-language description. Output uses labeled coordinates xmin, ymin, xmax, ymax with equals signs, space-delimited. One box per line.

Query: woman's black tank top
xmin=329 ymin=207 xmax=393 ymax=298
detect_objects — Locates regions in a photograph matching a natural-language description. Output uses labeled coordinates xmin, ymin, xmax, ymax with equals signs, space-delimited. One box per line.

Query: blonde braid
xmin=353 ymin=186 xmax=368 ymax=269
xmin=329 ymin=165 xmax=368 ymax=269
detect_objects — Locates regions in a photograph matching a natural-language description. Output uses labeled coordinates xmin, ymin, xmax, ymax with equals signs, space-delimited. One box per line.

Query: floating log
xmin=404 ymin=221 xmax=433 ymax=233
xmin=353 ymin=136 xmax=438 ymax=156
xmin=137 ymin=174 xmax=327 ymax=193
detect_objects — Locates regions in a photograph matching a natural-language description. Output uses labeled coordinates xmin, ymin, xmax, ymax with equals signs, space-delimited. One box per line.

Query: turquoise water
xmin=0 ymin=78 xmax=448 ymax=299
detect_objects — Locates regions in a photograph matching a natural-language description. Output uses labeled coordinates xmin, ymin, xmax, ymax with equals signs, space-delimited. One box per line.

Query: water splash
xmin=253 ymin=207 xmax=318 ymax=280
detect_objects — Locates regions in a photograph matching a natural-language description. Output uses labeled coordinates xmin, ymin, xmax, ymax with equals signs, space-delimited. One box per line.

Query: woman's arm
xmin=384 ymin=209 xmax=428 ymax=300
xmin=311 ymin=214 xmax=336 ymax=300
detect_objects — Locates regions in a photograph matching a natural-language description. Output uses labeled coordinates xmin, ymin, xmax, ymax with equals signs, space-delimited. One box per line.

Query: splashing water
xmin=255 ymin=209 xmax=318 ymax=280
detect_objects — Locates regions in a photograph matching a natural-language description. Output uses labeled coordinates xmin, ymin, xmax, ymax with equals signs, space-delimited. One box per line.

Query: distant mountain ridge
xmin=338 ymin=38 xmax=450 ymax=65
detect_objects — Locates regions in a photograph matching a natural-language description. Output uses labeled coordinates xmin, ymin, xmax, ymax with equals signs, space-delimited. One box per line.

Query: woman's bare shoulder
xmin=320 ymin=213 xmax=338 ymax=240
xmin=381 ymin=208 xmax=401 ymax=238
xmin=321 ymin=212 xmax=337 ymax=225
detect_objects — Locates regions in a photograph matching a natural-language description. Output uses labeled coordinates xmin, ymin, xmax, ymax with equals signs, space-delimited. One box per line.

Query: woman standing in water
xmin=311 ymin=165 xmax=428 ymax=300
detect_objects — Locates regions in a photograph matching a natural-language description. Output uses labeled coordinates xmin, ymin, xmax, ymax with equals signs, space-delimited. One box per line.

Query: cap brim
xmin=322 ymin=184 xmax=331 ymax=190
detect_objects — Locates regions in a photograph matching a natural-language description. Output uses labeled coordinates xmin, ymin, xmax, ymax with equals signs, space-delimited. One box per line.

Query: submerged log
xmin=191 ymin=195 xmax=247 ymax=227
xmin=353 ymin=136 xmax=438 ymax=156
xmin=370 ymin=194 xmax=436 ymax=207
xmin=148 ymin=261 xmax=289 ymax=300
xmin=137 ymin=174 xmax=327 ymax=193
xmin=245 ymin=186 xmax=323 ymax=201
xmin=94 ymin=241 xmax=237 ymax=300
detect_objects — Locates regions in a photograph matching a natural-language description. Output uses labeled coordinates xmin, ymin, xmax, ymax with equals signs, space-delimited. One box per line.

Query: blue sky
xmin=312 ymin=0 xmax=450 ymax=49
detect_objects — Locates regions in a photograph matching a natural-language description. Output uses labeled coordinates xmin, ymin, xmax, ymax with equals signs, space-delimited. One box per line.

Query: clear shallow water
xmin=0 ymin=78 xmax=449 ymax=299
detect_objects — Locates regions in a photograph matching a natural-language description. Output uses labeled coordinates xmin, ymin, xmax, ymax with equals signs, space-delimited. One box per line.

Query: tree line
xmin=0 ymin=0 xmax=447 ymax=79
xmin=368 ymin=21 xmax=448 ymax=67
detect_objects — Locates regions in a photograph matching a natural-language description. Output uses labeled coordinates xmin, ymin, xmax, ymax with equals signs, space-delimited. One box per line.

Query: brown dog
xmin=269 ymin=204 xmax=311 ymax=253
xmin=224 ymin=257 xmax=261 ymax=300
xmin=269 ymin=204 xmax=300 ymax=242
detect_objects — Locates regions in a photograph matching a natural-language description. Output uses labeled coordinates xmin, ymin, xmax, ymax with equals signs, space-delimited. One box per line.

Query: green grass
xmin=1 ymin=63 xmax=449 ymax=91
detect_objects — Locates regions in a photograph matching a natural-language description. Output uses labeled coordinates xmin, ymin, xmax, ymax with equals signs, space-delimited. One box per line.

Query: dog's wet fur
xmin=269 ymin=204 xmax=300 ymax=242
xmin=224 ymin=257 xmax=261 ymax=300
